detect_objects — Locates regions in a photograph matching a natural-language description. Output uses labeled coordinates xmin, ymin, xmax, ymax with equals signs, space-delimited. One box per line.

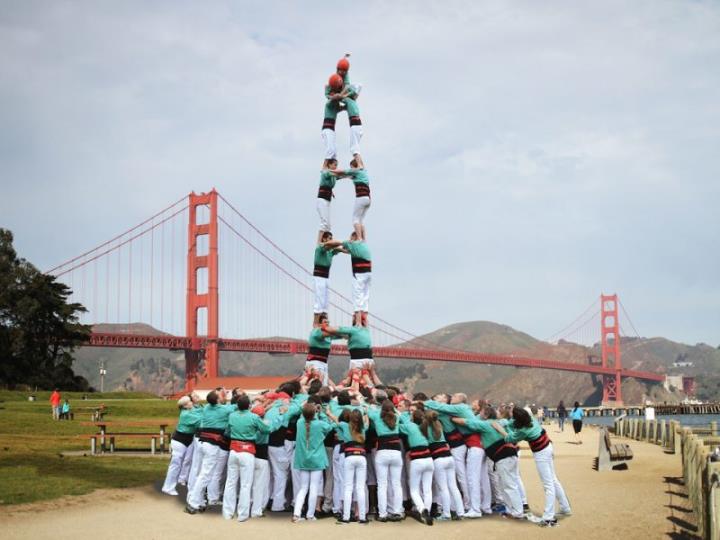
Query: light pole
xmin=99 ymin=359 xmax=107 ymax=393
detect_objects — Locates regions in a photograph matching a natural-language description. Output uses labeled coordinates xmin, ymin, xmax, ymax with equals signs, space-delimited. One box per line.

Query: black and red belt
xmin=306 ymin=347 xmax=330 ymax=363
xmin=445 ymin=430 xmax=465 ymax=449
xmin=230 ymin=439 xmax=256 ymax=454
xmin=354 ymin=184 xmax=371 ymax=198
xmin=351 ymin=257 xmax=372 ymax=274
xmin=349 ymin=348 xmax=373 ymax=360
xmin=322 ymin=117 xmax=336 ymax=131
xmin=376 ymin=435 xmax=402 ymax=451
xmin=172 ymin=431 xmax=194 ymax=447
xmin=199 ymin=430 xmax=228 ymax=448
xmin=313 ymin=264 xmax=330 ymax=278
xmin=464 ymin=433 xmax=483 ymax=449
xmin=528 ymin=430 xmax=552 ymax=453
xmin=485 ymin=440 xmax=518 ymax=463
xmin=429 ymin=441 xmax=452 ymax=459
xmin=407 ymin=446 xmax=431 ymax=461
xmin=349 ymin=115 xmax=362 ymax=126
xmin=341 ymin=442 xmax=367 ymax=457
xmin=317 ymin=187 xmax=333 ymax=201
xmin=255 ymin=443 xmax=269 ymax=460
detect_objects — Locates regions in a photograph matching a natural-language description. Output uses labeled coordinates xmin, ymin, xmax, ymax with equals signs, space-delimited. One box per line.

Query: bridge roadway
xmin=87 ymin=332 xmax=665 ymax=383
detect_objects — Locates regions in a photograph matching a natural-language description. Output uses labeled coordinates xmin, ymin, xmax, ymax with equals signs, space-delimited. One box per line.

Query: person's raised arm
xmin=322 ymin=239 xmax=345 ymax=250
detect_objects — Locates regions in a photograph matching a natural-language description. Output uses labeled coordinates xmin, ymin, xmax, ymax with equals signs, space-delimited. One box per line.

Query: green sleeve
xmin=255 ymin=415 xmax=272 ymax=434
xmin=424 ymin=400 xmax=462 ymax=415
xmin=504 ymin=426 xmax=522 ymax=444
xmin=464 ymin=417 xmax=490 ymax=433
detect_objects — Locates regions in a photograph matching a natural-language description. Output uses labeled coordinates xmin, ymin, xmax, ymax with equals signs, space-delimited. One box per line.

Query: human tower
xmin=305 ymin=53 xmax=376 ymax=390
xmin=165 ymin=56 xmax=573 ymax=530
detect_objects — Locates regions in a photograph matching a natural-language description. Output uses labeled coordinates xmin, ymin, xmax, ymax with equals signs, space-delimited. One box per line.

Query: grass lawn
xmin=0 ymin=390 xmax=178 ymax=505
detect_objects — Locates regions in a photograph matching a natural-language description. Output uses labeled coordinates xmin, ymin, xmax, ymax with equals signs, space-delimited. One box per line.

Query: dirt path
xmin=0 ymin=426 xmax=696 ymax=540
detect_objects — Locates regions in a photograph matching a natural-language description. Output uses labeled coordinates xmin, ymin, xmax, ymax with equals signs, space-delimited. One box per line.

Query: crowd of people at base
xmin=162 ymin=375 xmax=578 ymax=529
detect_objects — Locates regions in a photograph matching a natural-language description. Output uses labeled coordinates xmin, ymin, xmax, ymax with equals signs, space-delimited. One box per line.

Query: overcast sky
xmin=1 ymin=1 xmax=719 ymax=346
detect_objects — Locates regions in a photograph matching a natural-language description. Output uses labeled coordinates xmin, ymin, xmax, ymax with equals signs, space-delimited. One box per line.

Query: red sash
xmin=230 ymin=440 xmax=256 ymax=454
xmin=464 ymin=433 xmax=483 ymax=448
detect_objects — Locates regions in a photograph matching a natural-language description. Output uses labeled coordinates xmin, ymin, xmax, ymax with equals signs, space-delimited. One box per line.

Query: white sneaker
xmin=525 ymin=514 xmax=543 ymax=524
xmin=161 ymin=489 xmax=179 ymax=496
xmin=463 ymin=510 xmax=483 ymax=519
xmin=306 ymin=516 xmax=318 ymax=521
xmin=557 ymin=509 xmax=573 ymax=516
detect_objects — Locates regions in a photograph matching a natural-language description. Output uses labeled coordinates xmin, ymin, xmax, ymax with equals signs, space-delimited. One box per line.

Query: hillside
xmin=71 ymin=322 xmax=720 ymax=404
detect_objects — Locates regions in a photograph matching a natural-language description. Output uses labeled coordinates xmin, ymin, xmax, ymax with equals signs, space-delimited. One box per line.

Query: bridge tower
xmin=600 ymin=293 xmax=622 ymax=405
xmin=185 ymin=190 xmax=220 ymax=390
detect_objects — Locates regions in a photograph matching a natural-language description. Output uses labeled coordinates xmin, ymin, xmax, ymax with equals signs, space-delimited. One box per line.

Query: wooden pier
xmin=545 ymin=402 xmax=720 ymax=418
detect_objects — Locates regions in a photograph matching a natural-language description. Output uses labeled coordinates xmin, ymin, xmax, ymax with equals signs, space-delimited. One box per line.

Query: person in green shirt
xmin=399 ymin=410 xmax=434 ymax=526
xmin=316 ymin=161 xmax=343 ymax=244
xmin=292 ymin=402 xmax=335 ymax=522
xmin=222 ymin=394 xmax=276 ymax=522
xmin=333 ymin=158 xmax=371 ymax=241
xmin=321 ymin=56 xmax=363 ymax=168
xmin=305 ymin=314 xmax=344 ymax=383
xmin=367 ymin=400 xmax=404 ymax=521
xmin=162 ymin=395 xmax=202 ymax=496
xmin=322 ymin=232 xmax=371 ymax=327
xmin=312 ymin=232 xmax=347 ymax=326
xmin=329 ymin=322 xmax=373 ymax=372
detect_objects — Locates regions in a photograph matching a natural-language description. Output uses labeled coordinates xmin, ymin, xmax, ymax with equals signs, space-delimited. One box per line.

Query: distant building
xmin=664 ymin=375 xmax=696 ymax=397
xmin=672 ymin=361 xmax=693 ymax=367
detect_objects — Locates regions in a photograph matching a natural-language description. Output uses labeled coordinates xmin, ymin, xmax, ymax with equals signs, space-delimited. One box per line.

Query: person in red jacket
xmin=50 ymin=389 xmax=61 ymax=420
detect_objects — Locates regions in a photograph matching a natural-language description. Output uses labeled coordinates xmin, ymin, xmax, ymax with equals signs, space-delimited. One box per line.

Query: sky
xmin=1 ymin=1 xmax=719 ymax=346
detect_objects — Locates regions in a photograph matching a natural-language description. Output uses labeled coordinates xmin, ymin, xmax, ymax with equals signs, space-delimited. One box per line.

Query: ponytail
xmin=302 ymin=403 xmax=315 ymax=450
xmin=380 ymin=400 xmax=397 ymax=430
xmin=421 ymin=410 xmax=443 ymax=440
xmin=348 ymin=409 xmax=365 ymax=444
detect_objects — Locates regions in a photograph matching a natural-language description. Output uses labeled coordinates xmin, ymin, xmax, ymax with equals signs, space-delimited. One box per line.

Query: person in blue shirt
xmin=569 ymin=402 xmax=584 ymax=444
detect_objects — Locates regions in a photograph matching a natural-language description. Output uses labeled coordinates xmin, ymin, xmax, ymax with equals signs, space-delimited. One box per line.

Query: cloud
xmin=0 ymin=0 xmax=718 ymax=344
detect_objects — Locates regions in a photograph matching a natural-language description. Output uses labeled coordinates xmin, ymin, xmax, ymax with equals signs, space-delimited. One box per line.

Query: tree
xmin=0 ymin=229 xmax=91 ymax=390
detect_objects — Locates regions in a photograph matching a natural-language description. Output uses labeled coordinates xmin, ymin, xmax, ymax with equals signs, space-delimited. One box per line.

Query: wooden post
xmin=110 ymin=436 xmax=115 ymax=453
xmin=151 ymin=438 xmax=156 ymax=455
xmin=90 ymin=437 xmax=96 ymax=455
xmin=711 ymin=421 xmax=718 ymax=437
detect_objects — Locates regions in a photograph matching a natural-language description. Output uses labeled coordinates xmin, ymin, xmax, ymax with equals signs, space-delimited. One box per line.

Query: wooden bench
xmin=81 ymin=433 xmax=169 ymax=455
xmin=597 ymin=426 xmax=633 ymax=471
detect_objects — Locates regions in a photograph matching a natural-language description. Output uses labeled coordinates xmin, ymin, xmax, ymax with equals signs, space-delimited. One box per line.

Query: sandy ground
xmin=0 ymin=426 xmax=698 ymax=540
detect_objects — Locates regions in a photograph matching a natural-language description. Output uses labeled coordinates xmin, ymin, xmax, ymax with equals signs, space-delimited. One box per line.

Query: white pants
xmin=375 ymin=449 xmax=403 ymax=518
xmin=187 ymin=436 xmax=203 ymax=492
xmin=352 ymin=196 xmax=371 ymax=226
xmin=178 ymin=439 xmax=195 ymax=485
xmin=433 ymin=456 xmax=465 ymax=517
xmin=304 ymin=360 xmax=328 ymax=385
xmin=288 ymin=441 xmax=301 ymax=500
xmin=349 ymin=357 xmax=374 ymax=371
xmin=343 ymin=455 xmax=367 ymax=520
xmin=222 ymin=450 xmax=255 ymax=520
xmin=293 ymin=470 xmax=324 ymax=519
xmin=495 ymin=457 xmax=524 ymax=518
xmin=322 ymin=128 xmax=336 ymax=160
xmin=467 ymin=447 xmax=492 ymax=514
xmin=187 ymin=441 xmax=220 ymax=509
xmin=517 ymin=450 xmax=527 ymax=505
xmin=350 ymin=124 xmax=363 ymax=156
xmin=332 ymin=445 xmax=345 ymax=512
xmin=313 ymin=276 xmax=329 ymax=314
xmin=352 ymin=272 xmax=371 ymax=313
xmin=252 ymin=457 xmax=271 ymax=517
xmin=450 ymin=445 xmax=469 ymax=510
xmin=316 ymin=198 xmax=331 ymax=233
xmin=366 ymin=448 xmax=377 ymax=485
xmin=208 ymin=448 xmax=228 ymax=503
xmin=268 ymin=444 xmax=290 ymax=511
xmin=534 ymin=444 xmax=571 ymax=520
xmin=162 ymin=439 xmax=190 ymax=492
xmin=409 ymin=457 xmax=434 ymax=513
xmin=488 ymin=464 xmax=502 ymax=505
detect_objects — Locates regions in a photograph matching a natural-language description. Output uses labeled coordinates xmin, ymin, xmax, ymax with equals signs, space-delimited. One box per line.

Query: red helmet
xmin=328 ymin=73 xmax=343 ymax=91
xmin=337 ymin=58 xmax=350 ymax=71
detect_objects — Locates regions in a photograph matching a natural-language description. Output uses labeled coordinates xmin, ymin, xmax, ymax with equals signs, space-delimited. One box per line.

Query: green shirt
xmin=319 ymin=169 xmax=337 ymax=189
xmin=343 ymin=168 xmax=369 ymax=185
xmin=398 ymin=415 xmax=430 ymax=448
xmin=226 ymin=410 xmax=271 ymax=441
xmin=335 ymin=421 xmax=367 ymax=444
xmin=423 ymin=401 xmax=475 ymax=435
xmin=294 ymin=417 xmax=335 ymax=470
xmin=337 ymin=326 xmax=372 ymax=350
xmin=308 ymin=327 xmax=334 ymax=351
xmin=176 ymin=408 xmax=202 ymax=434
xmin=367 ymin=407 xmax=400 ymax=436
xmin=199 ymin=403 xmax=234 ymax=430
xmin=463 ymin=417 xmax=504 ymax=448
xmin=314 ymin=245 xmax=337 ymax=268
xmin=504 ymin=417 xmax=543 ymax=444
xmin=342 ymin=240 xmax=371 ymax=261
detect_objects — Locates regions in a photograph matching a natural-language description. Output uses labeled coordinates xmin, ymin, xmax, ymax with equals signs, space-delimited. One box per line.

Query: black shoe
xmin=333 ymin=512 xmax=342 ymax=520
xmin=376 ymin=515 xmax=388 ymax=523
xmin=430 ymin=503 xmax=439 ymax=516
xmin=539 ymin=519 xmax=558 ymax=527
xmin=388 ymin=513 xmax=404 ymax=522
xmin=336 ymin=518 xmax=350 ymax=525
xmin=523 ymin=503 xmax=530 ymax=513
xmin=197 ymin=505 xmax=207 ymax=514
xmin=422 ymin=509 xmax=434 ymax=526
xmin=349 ymin=514 xmax=358 ymax=522
xmin=358 ymin=519 xmax=370 ymax=525
xmin=410 ymin=510 xmax=423 ymax=524
xmin=184 ymin=505 xmax=198 ymax=515
xmin=450 ymin=510 xmax=461 ymax=521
